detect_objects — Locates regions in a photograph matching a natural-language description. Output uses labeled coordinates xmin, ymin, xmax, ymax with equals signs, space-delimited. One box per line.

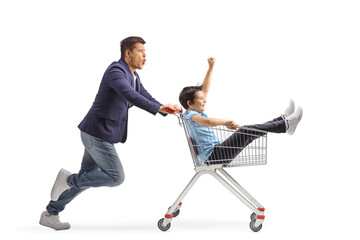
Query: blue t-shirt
xmin=184 ymin=110 xmax=221 ymax=162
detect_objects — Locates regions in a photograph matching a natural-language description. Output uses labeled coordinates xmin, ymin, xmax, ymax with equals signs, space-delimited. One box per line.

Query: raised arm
xmin=201 ymin=57 xmax=215 ymax=99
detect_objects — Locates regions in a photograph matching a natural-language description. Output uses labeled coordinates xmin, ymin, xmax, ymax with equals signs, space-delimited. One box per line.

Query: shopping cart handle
xmin=165 ymin=107 xmax=183 ymax=114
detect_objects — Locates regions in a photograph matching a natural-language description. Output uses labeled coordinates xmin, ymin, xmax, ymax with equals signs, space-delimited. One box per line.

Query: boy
xmin=178 ymin=57 xmax=303 ymax=164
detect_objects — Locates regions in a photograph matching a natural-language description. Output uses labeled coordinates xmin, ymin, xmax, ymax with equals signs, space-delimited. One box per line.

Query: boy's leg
xmin=244 ymin=117 xmax=286 ymax=134
xmin=209 ymin=117 xmax=286 ymax=161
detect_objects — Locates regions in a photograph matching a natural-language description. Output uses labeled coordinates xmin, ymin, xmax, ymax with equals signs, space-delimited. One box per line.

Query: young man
xmin=40 ymin=36 xmax=179 ymax=230
xmin=179 ymin=57 xmax=303 ymax=163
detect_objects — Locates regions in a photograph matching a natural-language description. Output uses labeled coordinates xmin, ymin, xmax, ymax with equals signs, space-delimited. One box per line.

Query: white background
xmin=1 ymin=0 xmax=359 ymax=239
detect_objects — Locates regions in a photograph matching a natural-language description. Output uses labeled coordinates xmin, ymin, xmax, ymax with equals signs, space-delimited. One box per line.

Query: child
xmin=178 ymin=57 xmax=303 ymax=164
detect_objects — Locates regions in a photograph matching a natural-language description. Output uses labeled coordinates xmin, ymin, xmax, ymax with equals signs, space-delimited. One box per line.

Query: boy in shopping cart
xmin=178 ymin=57 xmax=303 ymax=164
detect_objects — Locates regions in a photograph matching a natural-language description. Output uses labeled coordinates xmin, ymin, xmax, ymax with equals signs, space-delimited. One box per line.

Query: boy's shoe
xmin=39 ymin=211 xmax=70 ymax=230
xmin=286 ymin=107 xmax=303 ymax=135
xmin=283 ymin=99 xmax=295 ymax=118
xmin=51 ymin=169 xmax=71 ymax=201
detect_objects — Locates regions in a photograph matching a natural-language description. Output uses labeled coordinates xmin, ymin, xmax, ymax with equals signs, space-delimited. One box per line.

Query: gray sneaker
xmin=39 ymin=211 xmax=70 ymax=230
xmin=51 ymin=169 xmax=71 ymax=201
xmin=286 ymin=107 xmax=303 ymax=135
xmin=283 ymin=99 xmax=295 ymax=118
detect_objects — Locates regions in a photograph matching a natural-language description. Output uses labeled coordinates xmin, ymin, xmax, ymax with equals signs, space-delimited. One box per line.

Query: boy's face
xmin=188 ymin=90 xmax=207 ymax=112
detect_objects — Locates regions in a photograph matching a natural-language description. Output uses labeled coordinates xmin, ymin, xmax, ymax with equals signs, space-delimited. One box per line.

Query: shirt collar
xmin=119 ymin=58 xmax=137 ymax=78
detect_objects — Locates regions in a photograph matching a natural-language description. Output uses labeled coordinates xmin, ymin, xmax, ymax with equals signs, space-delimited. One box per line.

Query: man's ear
xmin=125 ymin=49 xmax=131 ymax=59
xmin=187 ymin=100 xmax=192 ymax=107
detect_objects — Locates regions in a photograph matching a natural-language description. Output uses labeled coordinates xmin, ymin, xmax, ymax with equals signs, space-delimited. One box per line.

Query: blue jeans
xmin=46 ymin=131 xmax=125 ymax=215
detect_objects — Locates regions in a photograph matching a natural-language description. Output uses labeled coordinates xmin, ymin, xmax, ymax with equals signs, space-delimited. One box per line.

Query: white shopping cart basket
xmin=158 ymin=108 xmax=267 ymax=232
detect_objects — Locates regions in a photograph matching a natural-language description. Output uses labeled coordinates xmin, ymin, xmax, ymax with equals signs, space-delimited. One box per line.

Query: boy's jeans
xmin=46 ymin=131 xmax=125 ymax=215
xmin=207 ymin=116 xmax=286 ymax=164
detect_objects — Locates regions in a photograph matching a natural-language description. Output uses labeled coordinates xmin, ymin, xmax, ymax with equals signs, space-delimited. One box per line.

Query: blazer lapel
xmin=118 ymin=58 xmax=141 ymax=109
xmin=119 ymin=58 xmax=140 ymax=91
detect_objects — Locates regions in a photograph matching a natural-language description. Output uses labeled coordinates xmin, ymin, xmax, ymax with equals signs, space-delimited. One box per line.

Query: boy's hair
xmin=179 ymin=85 xmax=203 ymax=109
xmin=120 ymin=36 xmax=146 ymax=59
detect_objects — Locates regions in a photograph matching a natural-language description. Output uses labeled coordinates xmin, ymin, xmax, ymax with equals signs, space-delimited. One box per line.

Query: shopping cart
xmin=157 ymin=108 xmax=268 ymax=232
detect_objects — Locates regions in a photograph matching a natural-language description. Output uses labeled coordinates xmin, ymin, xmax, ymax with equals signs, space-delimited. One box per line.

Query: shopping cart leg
xmin=218 ymin=169 xmax=265 ymax=213
xmin=218 ymin=168 xmax=266 ymax=230
xmin=208 ymin=170 xmax=265 ymax=231
xmin=158 ymin=170 xmax=208 ymax=231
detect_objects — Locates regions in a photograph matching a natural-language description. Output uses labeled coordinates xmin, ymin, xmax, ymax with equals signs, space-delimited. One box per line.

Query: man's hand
xmin=208 ymin=57 xmax=215 ymax=69
xmin=159 ymin=104 xmax=181 ymax=114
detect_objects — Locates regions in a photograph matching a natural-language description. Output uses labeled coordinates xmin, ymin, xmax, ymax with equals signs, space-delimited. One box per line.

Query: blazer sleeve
xmin=107 ymin=67 xmax=161 ymax=115
xmin=138 ymin=81 xmax=167 ymax=116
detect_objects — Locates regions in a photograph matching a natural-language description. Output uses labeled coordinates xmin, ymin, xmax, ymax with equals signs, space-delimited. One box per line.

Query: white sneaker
xmin=50 ymin=169 xmax=71 ymax=201
xmin=283 ymin=99 xmax=295 ymax=118
xmin=39 ymin=211 xmax=70 ymax=230
xmin=286 ymin=107 xmax=303 ymax=135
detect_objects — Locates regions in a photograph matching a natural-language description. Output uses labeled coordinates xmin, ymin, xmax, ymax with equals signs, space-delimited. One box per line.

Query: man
xmin=40 ymin=36 xmax=179 ymax=230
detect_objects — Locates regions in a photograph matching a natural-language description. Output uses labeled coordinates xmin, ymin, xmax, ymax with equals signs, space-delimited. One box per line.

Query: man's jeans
xmin=46 ymin=131 xmax=125 ymax=215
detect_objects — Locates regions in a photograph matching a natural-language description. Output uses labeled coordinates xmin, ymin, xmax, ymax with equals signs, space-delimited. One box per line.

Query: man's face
xmin=127 ymin=43 xmax=146 ymax=70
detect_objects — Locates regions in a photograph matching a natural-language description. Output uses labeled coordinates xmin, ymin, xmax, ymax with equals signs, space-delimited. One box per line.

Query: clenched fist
xmin=208 ymin=57 xmax=215 ymax=69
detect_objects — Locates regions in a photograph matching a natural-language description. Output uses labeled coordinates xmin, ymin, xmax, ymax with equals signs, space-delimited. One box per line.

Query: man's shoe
xmin=50 ymin=169 xmax=71 ymax=201
xmin=39 ymin=211 xmax=70 ymax=230
xmin=286 ymin=107 xmax=303 ymax=135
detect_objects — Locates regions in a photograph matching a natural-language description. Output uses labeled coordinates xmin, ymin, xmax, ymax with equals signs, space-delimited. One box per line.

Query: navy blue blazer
xmin=78 ymin=58 xmax=164 ymax=143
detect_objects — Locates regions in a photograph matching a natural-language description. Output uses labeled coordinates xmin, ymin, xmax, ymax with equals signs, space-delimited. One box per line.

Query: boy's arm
xmin=192 ymin=114 xmax=239 ymax=129
xmin=201 ymin=57 xmax=215 ymax=99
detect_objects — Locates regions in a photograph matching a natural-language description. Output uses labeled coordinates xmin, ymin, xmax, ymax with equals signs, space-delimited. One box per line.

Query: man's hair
xmin=120 ymin=36 xmax=146 ymax=59
xmin=179 ymin=85 xmax=203 ymax=109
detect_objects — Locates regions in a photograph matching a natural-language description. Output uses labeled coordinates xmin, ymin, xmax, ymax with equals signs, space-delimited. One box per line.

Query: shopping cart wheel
xmin=250 ymin=212 xmax=257 ymax=221
xmin=249 ymin=219 xmax=262 ymax=232
xmin=173 ymin=209 xmax=180 ymax=217
xmin=168 ymin=206 xmax=180 ymax=218
xmin=157 ymin=218 xmax=171 ymax=231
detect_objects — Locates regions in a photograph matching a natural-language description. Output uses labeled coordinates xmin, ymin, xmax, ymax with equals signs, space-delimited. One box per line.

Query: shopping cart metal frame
xmin=158 ymin=110 xmax=267 ymax=232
